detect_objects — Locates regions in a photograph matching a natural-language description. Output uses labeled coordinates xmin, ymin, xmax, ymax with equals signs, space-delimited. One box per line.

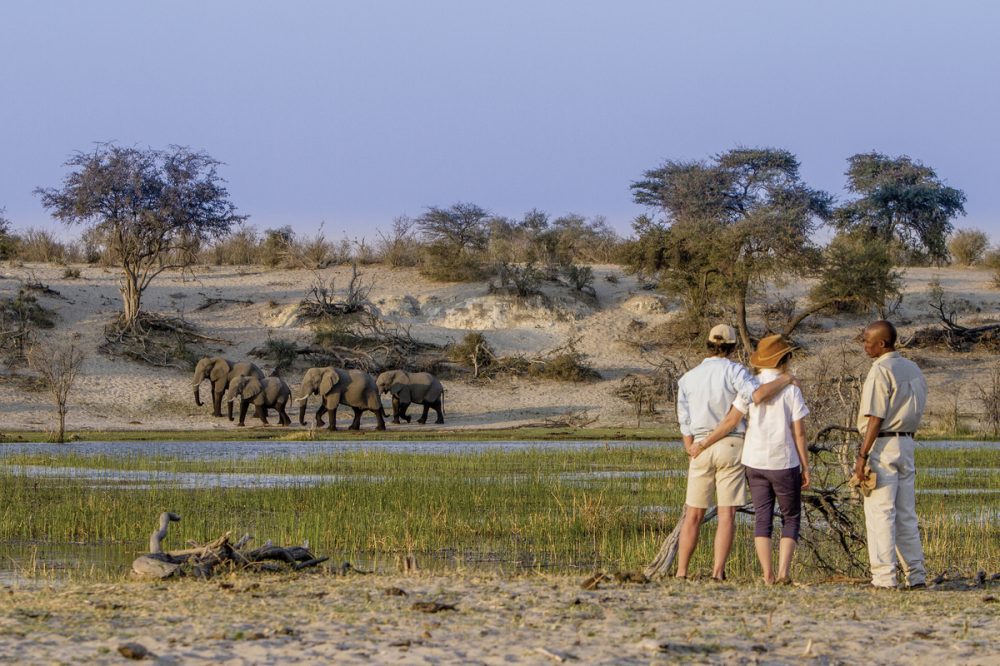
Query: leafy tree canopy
xmin=35 ymin=143 xmax=245 ymax=329
xmin=629 ymin=147 xmax=832 ymax=349
xmin=834 ymin=152 xmax=965 ymax=263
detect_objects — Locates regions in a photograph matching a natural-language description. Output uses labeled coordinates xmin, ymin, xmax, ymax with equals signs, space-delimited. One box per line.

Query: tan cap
xmin=708 ymin=324 xmax=738 ymax=344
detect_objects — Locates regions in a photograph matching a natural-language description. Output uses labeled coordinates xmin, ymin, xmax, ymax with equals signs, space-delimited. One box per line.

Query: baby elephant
xmin=376 ymin=370 xmax=445 ymax=425
xmin=225 ymin=376 xmax=292 ymax=427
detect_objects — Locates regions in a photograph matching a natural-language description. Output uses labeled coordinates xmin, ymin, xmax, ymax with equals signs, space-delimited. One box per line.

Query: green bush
xmin=811 ymin=232 xmax=902 ymax=314
xmin=260 ymin=336 xmax=300 ymax=372
xmin=419 ymin=241 xmax=489 ymax=282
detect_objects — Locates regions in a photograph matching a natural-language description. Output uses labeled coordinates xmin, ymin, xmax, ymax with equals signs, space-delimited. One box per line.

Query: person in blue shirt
xmin=674 ymin=324 xmax=797 ymax=580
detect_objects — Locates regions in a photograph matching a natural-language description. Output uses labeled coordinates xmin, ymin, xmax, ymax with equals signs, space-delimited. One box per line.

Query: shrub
xmin=948 ymin=228 xmax=990 ymax=266
xmin=0 ymin=210 xmax=19 ymax=260
xmin=62 ymin=267 xmax=81 ymax=279
xmin=419 ymin=241 xmax=489 ymax=282
xmin=207 ymin=225 xmax=261 ymax=265
xmin=16 ymin=228 xmax=65 ymax=263
xmin=260 ymin=336 xmax=300 ymax=372
xmin=811 ymin=231 xmax=903 ymax=315
xmin=560 ymin=263 xmax=595 ymax=295
xmin=449 ymin=332 xmax=495 ymax=376
xmin=984 ymin=249 xmax=1000 ymax=288
xmin=260 ymin=226 xmax=295 ymax=268
xmin=529 ymin=351 xmax=601 ymax=382
xmin=375 ymin=217 xmax=420 ymax=268
xmin=494 ymin=261 xmax=543 ymax=297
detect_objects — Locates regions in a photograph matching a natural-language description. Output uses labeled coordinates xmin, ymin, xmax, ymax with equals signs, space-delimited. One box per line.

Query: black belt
xmin=878 ymin=431 xmax=914 ymax=438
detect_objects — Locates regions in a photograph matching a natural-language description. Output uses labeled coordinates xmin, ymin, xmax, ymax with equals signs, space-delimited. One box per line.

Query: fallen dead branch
xmin=132 ymin=512 xmax=328 ymax=579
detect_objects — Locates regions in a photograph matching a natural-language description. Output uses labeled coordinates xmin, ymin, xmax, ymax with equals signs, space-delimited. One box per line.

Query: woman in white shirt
xmin=693 ymin=335 xmax=810 ymax=584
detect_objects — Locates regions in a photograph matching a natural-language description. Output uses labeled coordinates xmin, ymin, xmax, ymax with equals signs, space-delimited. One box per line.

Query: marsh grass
xmin=1 ymin=446 xmax=996 ymax=581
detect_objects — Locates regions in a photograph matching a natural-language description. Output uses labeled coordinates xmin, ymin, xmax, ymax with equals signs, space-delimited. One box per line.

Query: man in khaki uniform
xmin=854 ymin=320 xmax=928 ymax=589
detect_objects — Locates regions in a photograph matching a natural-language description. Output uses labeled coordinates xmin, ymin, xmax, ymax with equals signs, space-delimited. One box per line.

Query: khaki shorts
xmin=685 ymin=435 xmax=746 ymax=508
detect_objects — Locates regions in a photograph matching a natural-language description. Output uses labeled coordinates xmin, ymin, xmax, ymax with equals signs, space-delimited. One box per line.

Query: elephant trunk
xmin=298 ymin=398 xmax=309 ymax=426
xmin=193 ymin=382 xmax=203 ymax=407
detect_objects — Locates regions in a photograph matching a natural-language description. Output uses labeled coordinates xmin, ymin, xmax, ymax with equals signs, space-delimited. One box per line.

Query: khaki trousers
xmin=863 ymin=435 xmax=926 ymax=587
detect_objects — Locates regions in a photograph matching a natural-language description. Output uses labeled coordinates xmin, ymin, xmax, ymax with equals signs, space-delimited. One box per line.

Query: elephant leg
xmin=237 ymin=400 xmax=249 ymax=426
xmin=348 ymin=407 xmax=363 ymax=430
xmin=417 ymin=403 xmax=431 ymax=424
xmin=315 ymin=405 xmax=327 ymax=428
xmin=374 ymin=406 xmax=386 ymax=431
xmin=213 ymin=390 xmax=225 ymax=419
xmin=258 ymin=404 xmax=270 ymax=425
xmin=278 ymin=404 xmax=290 ymax=426
xmin=391 ymin=396 xmax=402 ymax=424
xmin=326 ymin=403 xmax=338 ymax=431
xmin=399 ymin=402 xmax=412 ymax=423
xmin=432 ymin=399 xmax=444 ymax=424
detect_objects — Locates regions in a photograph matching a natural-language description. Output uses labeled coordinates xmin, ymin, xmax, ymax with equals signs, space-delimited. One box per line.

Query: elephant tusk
xmin=294 ymin=396 xmax=309 ymax=403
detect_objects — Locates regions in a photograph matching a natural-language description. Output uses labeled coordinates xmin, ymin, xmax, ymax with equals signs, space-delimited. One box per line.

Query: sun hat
xmin=749 ymin=334 xmax=796 ymax=369
xmin=707 ymin=324 xmax=738 ymax=344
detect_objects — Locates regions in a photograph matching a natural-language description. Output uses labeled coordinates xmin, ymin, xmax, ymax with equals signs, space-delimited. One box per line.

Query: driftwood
xmin=643 ymin=506 xmax=718 ymax=579
xmin=132 ymin=512 xmax=329 ymax=579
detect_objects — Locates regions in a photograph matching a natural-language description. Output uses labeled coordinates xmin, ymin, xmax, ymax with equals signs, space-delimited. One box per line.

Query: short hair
xmin=868 ymin=320 xmax=898 ymax=348
xmin=707 ymin=341 xmax=736 ymax=357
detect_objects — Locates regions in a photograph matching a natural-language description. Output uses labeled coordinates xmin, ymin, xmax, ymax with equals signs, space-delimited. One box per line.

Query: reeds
xmin=0 ymin=446 xmax=995 ymax=580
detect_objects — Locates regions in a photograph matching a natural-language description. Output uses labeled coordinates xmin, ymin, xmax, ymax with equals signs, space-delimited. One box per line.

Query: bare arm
xmin=792 ymin=418 xmax=810 ymax=489
xmin=693 ymin=406 xmax=744 ymax=457
xmin=751 ymin=373 xmax=796 ymax=405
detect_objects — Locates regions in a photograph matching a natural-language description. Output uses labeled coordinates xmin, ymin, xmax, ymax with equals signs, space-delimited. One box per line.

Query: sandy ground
xmin=0 ymin=262 xmax=997 ymax=433
xmin=0 ymin=574 xmax=997 ymax=665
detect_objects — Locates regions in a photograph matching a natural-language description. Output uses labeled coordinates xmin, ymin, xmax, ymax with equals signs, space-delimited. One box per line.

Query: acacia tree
xmin=36 ymin=144 xmax=245 ymax=330
xmin=415 ymin=202 xmax=492 ymax=281
xmin=834 ymin=152 xmax=966 ymax=264
xmin=630 ymin=148 xmax=832 ymax=352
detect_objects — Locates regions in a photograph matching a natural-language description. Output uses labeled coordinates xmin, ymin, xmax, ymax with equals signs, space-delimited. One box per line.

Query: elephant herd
xmin=191 ymin=357 xmax=445 ymax=431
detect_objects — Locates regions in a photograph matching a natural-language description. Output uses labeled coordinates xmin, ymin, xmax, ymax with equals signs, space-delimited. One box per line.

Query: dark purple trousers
xmin=745 ymin=465 xmax=802 ymax=540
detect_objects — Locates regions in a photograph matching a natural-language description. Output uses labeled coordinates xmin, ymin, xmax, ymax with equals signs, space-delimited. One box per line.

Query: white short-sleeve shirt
xmin=733 ymin=368 xmax=809 ymax=470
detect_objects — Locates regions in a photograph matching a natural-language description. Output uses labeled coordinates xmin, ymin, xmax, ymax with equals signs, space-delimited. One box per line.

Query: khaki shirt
xmin=857 ymin=351 xmax=927 ymax=437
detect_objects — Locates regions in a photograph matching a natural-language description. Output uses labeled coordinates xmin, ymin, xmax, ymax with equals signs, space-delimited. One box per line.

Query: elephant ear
xmin=241 ymin=377 xmax=263 ymax=400
xmin=390 ymin=381 xmax=412 ymax=404
xmin=319 ymin=370 xmax=341 ymax=397
xmin=209 ymin=359 xmax=230 ymax=385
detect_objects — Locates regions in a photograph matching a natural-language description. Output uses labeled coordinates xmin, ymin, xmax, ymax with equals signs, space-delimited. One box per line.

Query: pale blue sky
xmin=1 ymin=1 xmax=997 ymax=238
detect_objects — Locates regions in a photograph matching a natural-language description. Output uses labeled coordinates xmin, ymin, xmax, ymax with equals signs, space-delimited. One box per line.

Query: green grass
xmin=1 ymin=446 xmax=997 ymax=581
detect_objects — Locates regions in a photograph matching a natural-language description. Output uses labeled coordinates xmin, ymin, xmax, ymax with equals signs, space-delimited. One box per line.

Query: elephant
xmin=375 ymin=370 xmax=445 ymax=425
xmin=295 ymin=366 xmax=386 ymax=431
xmin=192 ymin=357 xmax=264 ymax=420
xmin=224 ymin=375 xmax=292 ymax=427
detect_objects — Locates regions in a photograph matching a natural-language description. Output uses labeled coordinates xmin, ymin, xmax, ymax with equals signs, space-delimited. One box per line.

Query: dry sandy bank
xmin=1 ymin=574 xmax=997 ymax=664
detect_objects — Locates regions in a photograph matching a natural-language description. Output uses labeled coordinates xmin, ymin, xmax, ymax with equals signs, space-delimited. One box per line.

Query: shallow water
xmin=0 ymin=439 xmax=996 ymax=460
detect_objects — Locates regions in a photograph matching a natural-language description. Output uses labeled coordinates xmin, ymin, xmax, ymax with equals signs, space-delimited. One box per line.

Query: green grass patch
xmin=1 ymin=446 xmax=997 ymax=581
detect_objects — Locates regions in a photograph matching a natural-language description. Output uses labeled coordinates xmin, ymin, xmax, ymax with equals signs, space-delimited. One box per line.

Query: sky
xmin=1 ymin=1 xmax=998 ymax=240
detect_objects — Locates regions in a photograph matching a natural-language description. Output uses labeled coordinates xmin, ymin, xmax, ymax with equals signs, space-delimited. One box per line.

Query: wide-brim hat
xmin=749 ymin=334 xmax=796 ymax=369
